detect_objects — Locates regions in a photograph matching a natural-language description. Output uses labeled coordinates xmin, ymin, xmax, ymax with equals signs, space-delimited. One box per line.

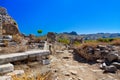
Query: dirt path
xmin=50 ymin=50 xmax=120 ymax=80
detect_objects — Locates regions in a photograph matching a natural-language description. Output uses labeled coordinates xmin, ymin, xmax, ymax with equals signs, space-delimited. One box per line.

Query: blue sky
xmin=1 ymin=0 xmax=120 ymax=35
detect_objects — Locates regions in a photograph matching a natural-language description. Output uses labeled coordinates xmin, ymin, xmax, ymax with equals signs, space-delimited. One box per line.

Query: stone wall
xmin=0 ymin=7 xmax=20 ymax=35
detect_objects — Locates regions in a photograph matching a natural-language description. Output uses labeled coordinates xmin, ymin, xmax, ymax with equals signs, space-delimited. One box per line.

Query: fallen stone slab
xmin=0 ymin=53 xmax=28 ymax=64
xmin=27 ymin=50 xmax=50 ymax=60
xmin=27 ymin=50 xmax=50 ymax=58
xmin=0 ymin=76 xmax=12 ymax=80
xmin=0 ymin=50 xmax=50 ymax=64
xmin=0 ymin=63 xmax=14 ymax=74
xmin=6 ymin=70 xmax=24 ymax=76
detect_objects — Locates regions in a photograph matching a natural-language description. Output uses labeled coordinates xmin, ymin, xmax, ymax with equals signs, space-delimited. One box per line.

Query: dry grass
xmin=17 ymin=45 xmax=28 ymax=52
xmin=0 ymin=45 xmax=28 ymax=54
xmin=111 ymin=38 xmax=120 ymax=45
xmin=3 ymin=40 xmax=9 ymax=47
xmin=74 ymin=41 xmax=108 ymax=61
xmin=12 ymin=34 xmax=22 ymax=43
xmin=12 ymin=72 xmax=51 ymax=80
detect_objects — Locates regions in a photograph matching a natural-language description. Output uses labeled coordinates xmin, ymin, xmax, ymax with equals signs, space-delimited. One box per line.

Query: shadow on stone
xmin=72 ymin=52 xmax=96 ymax=65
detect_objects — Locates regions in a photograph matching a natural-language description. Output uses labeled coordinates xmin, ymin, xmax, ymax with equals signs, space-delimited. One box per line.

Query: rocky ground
xmin=11 ymin=43 xmax=120 ymax=80
xmin=49 ymin=50 xmax=120 ymax=80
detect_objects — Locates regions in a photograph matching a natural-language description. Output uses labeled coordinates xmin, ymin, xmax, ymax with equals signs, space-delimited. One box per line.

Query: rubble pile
xmin=74 ymin=45 xmax=120 ymax=73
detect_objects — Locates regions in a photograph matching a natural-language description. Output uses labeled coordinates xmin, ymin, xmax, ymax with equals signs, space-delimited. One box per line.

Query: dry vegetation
xmin=12 ymin=72 xmax=51 ymax=80
xmin=74 ymin=38 xmax=120 ymax=61
xmin=12 ymin=34 xmax=22 ymax=43
xmin=75 ymin=38 xmax=120 ymax=48
xmin=0 ymin=45 xmax=28 ymax=54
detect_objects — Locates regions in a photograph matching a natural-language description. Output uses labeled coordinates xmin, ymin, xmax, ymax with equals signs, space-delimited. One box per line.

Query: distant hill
xmin=57 ymin=32 xmax=120 ymax=40
xmin=80 ymin=33 xmax=120 ymax=40
xmin=63 ymin=31 xmax=78 ymax=35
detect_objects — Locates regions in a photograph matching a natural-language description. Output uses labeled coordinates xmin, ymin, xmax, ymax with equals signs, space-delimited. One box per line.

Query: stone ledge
xmin=0 ymin=63 xmax=14 ymax=74
xmin=0 ymin=50 xmax=50 ymax=64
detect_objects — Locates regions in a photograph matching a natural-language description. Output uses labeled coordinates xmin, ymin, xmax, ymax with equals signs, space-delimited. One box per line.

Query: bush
xmin=97 ymin=38 xmax=114 ymax=43
xmin=58 ymin=38 xmax=70 ymax=44
xmin=73 ymin=41 xmax=81 ymax=46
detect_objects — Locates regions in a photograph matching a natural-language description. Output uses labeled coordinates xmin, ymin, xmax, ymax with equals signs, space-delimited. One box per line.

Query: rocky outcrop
xmin=0 ymin=7 xmax=20 ymax=35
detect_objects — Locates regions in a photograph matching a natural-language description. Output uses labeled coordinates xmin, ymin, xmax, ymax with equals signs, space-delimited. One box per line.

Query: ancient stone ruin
xmin=74 ymin=44 xmax=120 ymax=73
xmin=0 ymin=7 xmax=20 ymax=35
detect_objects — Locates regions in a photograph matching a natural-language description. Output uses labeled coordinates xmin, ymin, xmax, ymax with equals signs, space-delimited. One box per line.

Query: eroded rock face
xmin=0 ymin=7 xmax=20 ymax=35
xmin=47 ymin=32 xmax=56 ymax=43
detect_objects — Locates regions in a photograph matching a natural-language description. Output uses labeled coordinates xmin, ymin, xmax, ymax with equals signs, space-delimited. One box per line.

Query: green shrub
xmin=97 ymin=38 xmax=114 ymax=43
xmin=58 ymin=38 xmax=70 ymax=44
xmin=73 ymin=41 xmax=81 ymax=46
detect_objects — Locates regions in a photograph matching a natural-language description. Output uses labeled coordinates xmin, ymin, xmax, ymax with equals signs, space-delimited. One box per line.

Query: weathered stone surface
xmin=97 ymin=45 xmax=107 ymax=50
xmin=118 ymin=56 xmax=120 ymax=62
xmin=112 ymin=62 xmax=120 ymax=69
xmin=0 ymin=50 xmax=50 ymax=64
xmin=0 ymin=76 xmax=12 ymax=80
xmin=69 ymin=70 xmax=77 ymax=75
xmin=0 ymin=63 xmax=14 ymax=74
xmin=100 ymin=63 xmax=107 ymax=69
xmin=106 ymin=52 xmax=119 ymax=62
xmin=0 ymin=7 xmax=20 ymax=35
xmin=6 ymin=70 xmax=24 ymax=76
xmin=42 ymin=59 xmax=50 ymax=65
xmin=0 ymin=53 xmax=28 ymax=64
xmin=27 ymin=50 xmax=50 ymax=59
xmin=104 ymin=65 xmax=117 ymax=73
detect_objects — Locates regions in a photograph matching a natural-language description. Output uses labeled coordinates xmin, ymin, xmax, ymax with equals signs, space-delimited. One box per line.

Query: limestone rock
xmin=0 ymin=63 xmax=14 ymax=74
xmin=104 ymin=65 xmax=117 ymax=73
xmin=106 ymin=52 xmax=119 ymax=62
xmin=112 ymin=62 xmax=120 ymax=69
xmin=0 ymin=7 xmax=20 ymax=35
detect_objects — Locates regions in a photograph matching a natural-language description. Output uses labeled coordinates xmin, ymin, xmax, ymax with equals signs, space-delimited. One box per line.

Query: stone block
xmin=0 ymin=53 xmax=28 ymax=64
xmin=0 ymin=63 xmax=14 ymax=74
xmin=42 ymin=59 xmax=50 ymax=65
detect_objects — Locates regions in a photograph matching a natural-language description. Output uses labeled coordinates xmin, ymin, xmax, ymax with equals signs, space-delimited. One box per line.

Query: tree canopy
xmin=37 ymin=30 xmax=42 ymax=34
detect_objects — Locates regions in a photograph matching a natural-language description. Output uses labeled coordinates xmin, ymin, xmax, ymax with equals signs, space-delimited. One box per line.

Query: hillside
xmin=81 ymin=33 xmax=120 ymax=40
xmin=58 ymin=32 xmax=120 ymax=40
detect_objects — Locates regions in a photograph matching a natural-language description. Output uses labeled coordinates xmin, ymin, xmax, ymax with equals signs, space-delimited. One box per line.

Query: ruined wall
xmin=0 ymin=7 xmax=20 ymax=35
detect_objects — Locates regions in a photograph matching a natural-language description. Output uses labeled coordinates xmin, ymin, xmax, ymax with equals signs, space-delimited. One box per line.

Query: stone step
xmin=0 ymin=63 xmax=14 ymax=74
xmin=0 ymin=50 xmax=50 ymax=64
xmin=0 ymin=76 xmax=12 ymax=80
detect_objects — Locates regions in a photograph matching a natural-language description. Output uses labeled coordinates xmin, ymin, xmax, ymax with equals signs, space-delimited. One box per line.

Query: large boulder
xmin=0 ymin=7 xmax=20 ymax=35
